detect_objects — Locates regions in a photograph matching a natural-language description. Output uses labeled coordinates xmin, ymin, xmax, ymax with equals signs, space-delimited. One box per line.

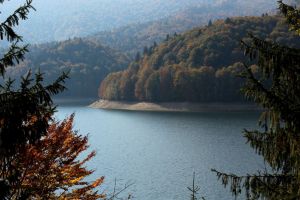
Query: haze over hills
xmin=1 ymin=0 xmax=297 ymax=99
xmin=91 ymin=1 xmax=278 ymax=57
xmin=0 ymin=0 xmax=277 ymax=45
xmin=5 ymin=39 xmax=130 ymax=97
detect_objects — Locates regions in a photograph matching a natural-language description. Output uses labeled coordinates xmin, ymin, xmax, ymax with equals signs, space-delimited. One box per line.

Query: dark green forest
xmin=5 ymin=38 xmax=130 ymax=97
xmin=100 ymin=15 xmax=300 ymax=102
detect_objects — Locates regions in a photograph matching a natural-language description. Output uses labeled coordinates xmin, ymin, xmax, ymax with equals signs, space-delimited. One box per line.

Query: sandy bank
xmin=89 ymin=100 xmax=261 ymax=112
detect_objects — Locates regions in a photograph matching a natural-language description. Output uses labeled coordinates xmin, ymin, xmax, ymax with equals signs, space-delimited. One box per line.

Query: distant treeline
xmin=100 ymin=62 xmax=249 ymax=102
xmin=100 ymin=15 xmax=300 ymax=102
xmin=5 ymin=38 xmax=130 ymax=97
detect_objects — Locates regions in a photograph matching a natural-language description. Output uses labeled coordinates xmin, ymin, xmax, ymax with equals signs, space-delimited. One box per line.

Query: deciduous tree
xmin=13 ymin=115 xmax=105 ymax=200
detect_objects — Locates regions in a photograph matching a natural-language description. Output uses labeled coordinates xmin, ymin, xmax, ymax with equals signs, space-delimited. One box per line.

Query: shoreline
xmin=89 ymin=99 xmax=261 ymax=112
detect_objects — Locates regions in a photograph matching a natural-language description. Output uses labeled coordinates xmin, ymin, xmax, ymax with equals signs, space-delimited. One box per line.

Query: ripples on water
xmin=55 ymin=100 xmax=264 ymax=200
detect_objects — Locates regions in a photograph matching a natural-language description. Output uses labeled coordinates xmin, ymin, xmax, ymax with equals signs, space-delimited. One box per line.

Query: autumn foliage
xmin=10 ymin=115 xmax=105 ymax=199
xmin=100 ymin=15 xmax=300 ymax=102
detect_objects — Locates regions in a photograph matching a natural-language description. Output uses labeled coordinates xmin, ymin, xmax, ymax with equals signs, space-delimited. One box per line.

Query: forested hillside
xmin=91 ymin=1 xmax=277 ymax=57
xmin=5 ymin=38 xmax=130 ymax=97
xmin=2 ymin=1 xmax=294 ymax=99
xmin=0 ymin=0 xmax=276 ymax=45
xmin=100 ymin=15 xmax=300 ymax=102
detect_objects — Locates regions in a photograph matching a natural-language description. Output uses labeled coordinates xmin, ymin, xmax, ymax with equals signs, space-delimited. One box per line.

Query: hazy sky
xmin=0 ymin=0 xmax=278 ymax=44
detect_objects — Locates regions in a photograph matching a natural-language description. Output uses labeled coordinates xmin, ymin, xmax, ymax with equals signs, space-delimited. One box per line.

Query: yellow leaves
xmin=69 ymin=176 xmax=85 ymax=185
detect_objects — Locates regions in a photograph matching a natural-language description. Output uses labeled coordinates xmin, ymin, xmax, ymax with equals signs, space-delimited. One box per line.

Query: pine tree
xmin=0 ymin=1 xmax=68 ymax=199
xmin=187 ymin=173 xmax=205 ymax=200
xmin=135 ymin=52 xmax=141 ymax=62
xmin=208 ymin=19 xmax=212 ymax=27
xmin=225 ymin=17 xmax=231 ymax=24
xmin=212 ymin=1 xmax=300 ymax=199
xmin=143 ymin=46 xmax=149 ymax=55
xmin=165 ymin=34 xmax=170 ymax=41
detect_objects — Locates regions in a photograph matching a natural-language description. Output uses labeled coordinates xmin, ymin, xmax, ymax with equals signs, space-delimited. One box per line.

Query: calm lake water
xmin=55 ymin=100 xmax=265 ymax=200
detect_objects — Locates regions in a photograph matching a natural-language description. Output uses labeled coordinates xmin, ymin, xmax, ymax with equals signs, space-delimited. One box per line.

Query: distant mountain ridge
xmin=90 ymin=1 xmax=278 ymax=57
xmin=1 ymin=1 xmax=293 ymax=99
xmin=0 ymin=0 xmax=276 ymax=45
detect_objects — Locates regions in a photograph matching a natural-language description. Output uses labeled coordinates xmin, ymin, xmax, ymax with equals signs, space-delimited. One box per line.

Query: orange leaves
xmin=92 ymin=177 xmax=105 ymax=188
xmin=14 ymin=115 xmax=105 ymax=199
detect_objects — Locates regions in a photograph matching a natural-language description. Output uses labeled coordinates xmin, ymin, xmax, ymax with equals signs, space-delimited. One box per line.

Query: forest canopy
xmin=4 ymin=38 xmax=130 ymax=97
xmin=100 ymin=15 xmax=300 ymax=102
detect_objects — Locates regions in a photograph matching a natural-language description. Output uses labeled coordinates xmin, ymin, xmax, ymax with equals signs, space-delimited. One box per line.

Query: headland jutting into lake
xmin=89 ymin=99 xmax=261 ymax=112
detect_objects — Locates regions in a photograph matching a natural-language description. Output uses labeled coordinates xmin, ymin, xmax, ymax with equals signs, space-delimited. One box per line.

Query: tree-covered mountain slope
xmin=5 ymin=38 xmax=130 ymax=97
xmin=0 ymin=0 xmax=276 ymax=45
xmin=99 ymin=15 xmax=300 ymax=102
xmin=91 ymin=1 xmax=278 ymax=57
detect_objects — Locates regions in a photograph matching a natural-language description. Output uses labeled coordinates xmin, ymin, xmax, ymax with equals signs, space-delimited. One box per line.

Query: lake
xmin=55 ymin=100 xmax=265 ymax=200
